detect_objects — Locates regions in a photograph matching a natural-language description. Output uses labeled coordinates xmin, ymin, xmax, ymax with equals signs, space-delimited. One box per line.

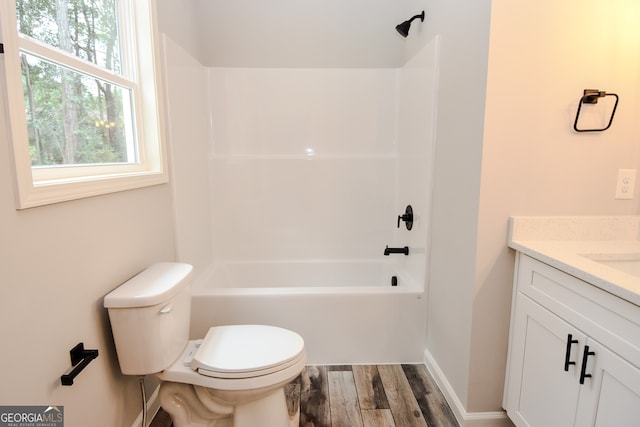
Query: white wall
xmin=155 ymin=0 xmax=201 ymax=62
xmin=425 ymin=0 xmax=491 ymax=412
xmin=190 ymin=0 xmax=425 ymax=68
xmin=0 ymin=103 xmax=176 ymax=425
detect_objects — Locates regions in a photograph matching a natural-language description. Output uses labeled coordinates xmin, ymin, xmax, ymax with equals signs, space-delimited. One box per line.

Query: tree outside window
xmin=17 ymin=0 xmax=136 ymax=167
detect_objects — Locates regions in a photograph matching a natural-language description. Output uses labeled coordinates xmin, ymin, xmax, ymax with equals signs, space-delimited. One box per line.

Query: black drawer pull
xmin=579 ymin=345 xmax=595 ymax=384
xmin=564 ymin=334 xmax=579 ymax=371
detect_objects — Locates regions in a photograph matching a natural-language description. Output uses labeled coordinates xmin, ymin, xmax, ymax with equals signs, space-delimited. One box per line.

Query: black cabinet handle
xmin=579 ymin=345 xmax=595 ymax=384
xmin=564 ymin=334 xmax=579 ymax=371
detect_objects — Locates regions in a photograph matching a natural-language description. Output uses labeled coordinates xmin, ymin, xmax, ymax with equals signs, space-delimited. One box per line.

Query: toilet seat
xmin=191 ymin=325 xmax=305 ymax=379
xmin=157 ymin=325 xmax=306 ymax=391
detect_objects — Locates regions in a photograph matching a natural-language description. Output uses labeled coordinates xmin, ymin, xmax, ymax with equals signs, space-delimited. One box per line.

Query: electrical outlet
xmin=615 ymin=169 xmax=636 ymax=200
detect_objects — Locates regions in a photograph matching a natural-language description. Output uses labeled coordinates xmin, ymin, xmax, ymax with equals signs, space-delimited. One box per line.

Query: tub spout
xmin=384 ymin=246 xmax=409 ymax=256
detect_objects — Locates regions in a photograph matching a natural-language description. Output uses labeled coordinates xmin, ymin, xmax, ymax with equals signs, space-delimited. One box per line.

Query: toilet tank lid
xmin=104 ymin=262 xmax=193 ymax=308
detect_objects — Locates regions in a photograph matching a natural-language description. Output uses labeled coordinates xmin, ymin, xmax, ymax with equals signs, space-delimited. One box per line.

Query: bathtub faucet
xmin=384 ymin=246 xmax=409 ymax=256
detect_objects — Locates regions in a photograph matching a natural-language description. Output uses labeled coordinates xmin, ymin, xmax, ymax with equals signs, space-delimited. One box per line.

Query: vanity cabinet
xmin=503 ymin=254 xmax=640 ymax=427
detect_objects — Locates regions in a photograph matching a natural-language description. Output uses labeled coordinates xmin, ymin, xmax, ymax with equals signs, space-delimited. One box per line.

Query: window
xmin=0 ymin=0 xmax=167 ymax=209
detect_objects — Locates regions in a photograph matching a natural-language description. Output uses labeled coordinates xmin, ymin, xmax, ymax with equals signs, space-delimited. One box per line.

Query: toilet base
xmin=159 ymin=381 xmax=293 ymax=427
xmin=232 ymin=388 xmax=290 ymax=427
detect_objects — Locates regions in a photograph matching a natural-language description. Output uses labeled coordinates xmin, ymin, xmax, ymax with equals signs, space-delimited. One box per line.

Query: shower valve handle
xmin=397 ymin=205 xmax=414 ymax=230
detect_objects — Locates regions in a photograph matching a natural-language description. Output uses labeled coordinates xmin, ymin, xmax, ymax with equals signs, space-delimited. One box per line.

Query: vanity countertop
xmin=508 ymin=216 xmax=640 ymax=307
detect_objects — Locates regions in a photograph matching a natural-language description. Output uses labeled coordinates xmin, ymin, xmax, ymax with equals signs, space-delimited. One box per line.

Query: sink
xmin=581 ymin=253 xmax=640 ymax=278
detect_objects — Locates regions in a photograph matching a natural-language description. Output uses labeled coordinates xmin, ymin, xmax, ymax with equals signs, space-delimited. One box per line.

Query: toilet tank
xmin=104 ymin=262 xmax=193 ymax=375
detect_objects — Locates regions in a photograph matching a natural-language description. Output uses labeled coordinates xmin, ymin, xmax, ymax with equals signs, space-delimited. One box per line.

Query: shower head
xmin=395 ymin=11 xmax=425 ymax=37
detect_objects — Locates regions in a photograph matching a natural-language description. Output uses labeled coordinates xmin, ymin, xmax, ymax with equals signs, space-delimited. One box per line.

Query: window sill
xmin=15 ymin=170 xmax=168 ymax=209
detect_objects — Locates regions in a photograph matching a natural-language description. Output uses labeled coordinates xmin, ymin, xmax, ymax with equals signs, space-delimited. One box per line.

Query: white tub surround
xmin=162 ymin=33 xmax=438 ymax=367
xmin=504 ymin=216 xmax=640 ymax=427
xmin=508 ymin=216 xmax=640 ymax=305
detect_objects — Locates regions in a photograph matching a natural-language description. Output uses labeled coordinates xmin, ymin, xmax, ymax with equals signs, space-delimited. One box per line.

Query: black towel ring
xmin=573 ymin=89 xmax=618 ymax=132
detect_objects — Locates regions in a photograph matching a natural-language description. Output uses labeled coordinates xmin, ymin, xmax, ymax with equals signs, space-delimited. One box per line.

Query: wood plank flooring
xmin=150 ymin=364 xmax=458 ymax=427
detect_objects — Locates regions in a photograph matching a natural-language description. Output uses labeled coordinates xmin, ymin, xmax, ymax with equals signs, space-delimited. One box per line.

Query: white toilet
xmin=104 ymin=262 xmax=306 ymax=427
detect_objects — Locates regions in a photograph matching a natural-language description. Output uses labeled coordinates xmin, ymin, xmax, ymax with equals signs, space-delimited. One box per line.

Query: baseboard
xmin=131 ymin=385 xmax=162 ymax=427
xmin=423 ymin=349 xmax=514 ymax=427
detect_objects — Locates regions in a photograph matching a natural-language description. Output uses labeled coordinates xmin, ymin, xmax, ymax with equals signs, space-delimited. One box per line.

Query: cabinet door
xmin=505 ymin=295 xmax=586 ymax=427
xmin=574 ymin=338 xmax=640 ymax=427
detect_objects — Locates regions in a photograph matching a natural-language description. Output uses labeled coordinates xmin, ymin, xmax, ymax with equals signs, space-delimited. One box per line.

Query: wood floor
xmin=150 ymin=364 xmax=458 ymax=427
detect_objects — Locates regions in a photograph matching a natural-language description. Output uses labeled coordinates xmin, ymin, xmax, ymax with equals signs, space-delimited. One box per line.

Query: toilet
xmin=103 ymin=262 xmax=306 ymax=427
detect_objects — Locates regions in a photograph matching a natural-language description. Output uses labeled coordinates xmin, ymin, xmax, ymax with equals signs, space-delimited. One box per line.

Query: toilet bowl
xmin=158 ymin=325 xmax=306 ymax=427
xmin=104 ymin=263 xmax=306 ymax=427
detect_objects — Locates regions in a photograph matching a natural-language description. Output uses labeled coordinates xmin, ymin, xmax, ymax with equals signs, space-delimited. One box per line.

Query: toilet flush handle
xmin=160 ymin=304 xmax=173 ymax=314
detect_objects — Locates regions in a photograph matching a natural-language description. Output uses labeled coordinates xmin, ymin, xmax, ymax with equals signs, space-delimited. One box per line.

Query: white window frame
xmin=0 ymin=0 xmax=168 ymax=209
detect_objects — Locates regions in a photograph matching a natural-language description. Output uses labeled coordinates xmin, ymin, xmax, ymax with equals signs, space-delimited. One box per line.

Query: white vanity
xmin=503 ymin=216 xmax=640 ymax=427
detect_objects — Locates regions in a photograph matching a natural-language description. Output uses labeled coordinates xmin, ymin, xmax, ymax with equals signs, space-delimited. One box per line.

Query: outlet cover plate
xmin=615 ymin=169 xmax=636 ymax=200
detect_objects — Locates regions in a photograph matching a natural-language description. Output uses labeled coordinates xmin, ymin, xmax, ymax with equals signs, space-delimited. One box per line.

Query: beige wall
xmin=427 ymin=0 xmax=640 ymax=417
xmin=471 ymin=0 xmax=640 ymax=413
xmin=0 ymin=62 xmax=176 ymax=427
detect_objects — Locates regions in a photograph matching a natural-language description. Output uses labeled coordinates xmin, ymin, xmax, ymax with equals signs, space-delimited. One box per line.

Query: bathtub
xmin=190 ymin=260 xmax=428 ymax=364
